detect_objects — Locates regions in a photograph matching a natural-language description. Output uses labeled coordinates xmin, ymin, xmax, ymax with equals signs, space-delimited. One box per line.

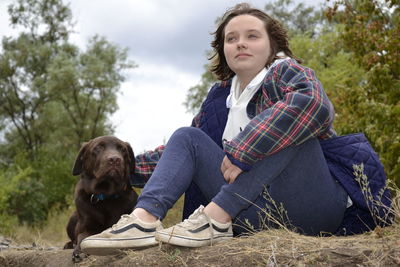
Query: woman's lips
xmin=235 ymin=53 xmax=251 ymax=59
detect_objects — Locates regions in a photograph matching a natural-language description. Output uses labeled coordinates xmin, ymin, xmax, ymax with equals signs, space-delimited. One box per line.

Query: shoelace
xmin=179 ymin=217 xmax=200 ymax=228
xmin=111 ymin=214 xmax=133 ymax=230
xmin=178 ymin=208 xmax=202 ymax=228
xmin=169 ymin=206 xmax=214 ymax=246
xmin=179 ymin=208 xmax=214 ymax=246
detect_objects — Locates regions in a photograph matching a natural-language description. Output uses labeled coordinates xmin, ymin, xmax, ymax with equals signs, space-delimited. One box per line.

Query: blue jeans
xmin=135 ymin=127 xmax=348 ymax=236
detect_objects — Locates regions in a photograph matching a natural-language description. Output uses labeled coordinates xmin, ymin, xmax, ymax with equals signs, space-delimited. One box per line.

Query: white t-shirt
xmin=222 ymin=68 xmax=268 ymax=142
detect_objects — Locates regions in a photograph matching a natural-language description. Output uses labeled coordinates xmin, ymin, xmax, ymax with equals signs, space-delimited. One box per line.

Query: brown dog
xmin=64 ymin=136 xmax=138 ymax=262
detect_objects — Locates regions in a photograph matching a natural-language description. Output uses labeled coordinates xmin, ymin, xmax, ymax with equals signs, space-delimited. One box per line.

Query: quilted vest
xmin=320 ymin=134 xmax=393 ymax=235
xmin=197 ymin=81 xmax=231 ymax=148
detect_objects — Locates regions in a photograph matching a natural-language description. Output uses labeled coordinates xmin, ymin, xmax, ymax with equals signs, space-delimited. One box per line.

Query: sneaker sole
xmin=155 ymin=232 xmax=232 ymax=247
xmin=81 ymin=236 xmax=158 ymax=255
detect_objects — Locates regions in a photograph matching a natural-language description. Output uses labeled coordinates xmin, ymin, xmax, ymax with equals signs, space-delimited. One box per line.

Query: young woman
xmin=80 ymin=3 xmax=391 ymax=254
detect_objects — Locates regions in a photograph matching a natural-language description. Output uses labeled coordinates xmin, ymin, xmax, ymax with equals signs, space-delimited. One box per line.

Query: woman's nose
xmin=237 ymin=39 xmax=247 ymax=49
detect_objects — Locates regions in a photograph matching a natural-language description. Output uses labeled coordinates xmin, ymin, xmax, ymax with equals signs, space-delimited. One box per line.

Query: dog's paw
xmin=72 ymin=250 xmax=88 ymax=263
xmin=63 ymin=241 xmax=75 ymax=250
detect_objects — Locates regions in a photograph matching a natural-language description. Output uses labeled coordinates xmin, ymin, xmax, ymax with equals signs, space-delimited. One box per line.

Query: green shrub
xmin=0 ymin=167 xmax=49 ymax=225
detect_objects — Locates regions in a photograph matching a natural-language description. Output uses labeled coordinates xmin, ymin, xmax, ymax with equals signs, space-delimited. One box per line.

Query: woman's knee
xmin=170 ymin=127 xmax=206 ymax=143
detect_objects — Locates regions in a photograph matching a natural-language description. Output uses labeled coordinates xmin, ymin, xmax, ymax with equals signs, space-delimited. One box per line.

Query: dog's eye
xmin=117 ymin=144 xmax=126 ymax=153
xmin=94 ymin=144 xmax=104 ymax=153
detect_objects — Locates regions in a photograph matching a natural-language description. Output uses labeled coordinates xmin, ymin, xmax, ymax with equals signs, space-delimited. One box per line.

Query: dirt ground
xmin=1 ymin=226 xmax=399 ymax=267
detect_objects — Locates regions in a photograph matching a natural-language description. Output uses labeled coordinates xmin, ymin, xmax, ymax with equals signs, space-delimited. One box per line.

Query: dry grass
xmin=4 ymin=195 xmax=185 ymax=247
xmin=117 ymin=196 xmax=400 ymax=267
xmin=2 ymin=223 xmax=399 ymax=266
xmin=92 ymin=221 xmax=399 ymax=267
xmin=2 ymin=180 xmax=399 ymax=266
xmin=6 ymin=206 xmax=73 ymax=247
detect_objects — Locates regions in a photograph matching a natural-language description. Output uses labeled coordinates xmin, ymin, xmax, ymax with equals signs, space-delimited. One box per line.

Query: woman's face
xmin=223 ymin=15 xmax=271 ymax=78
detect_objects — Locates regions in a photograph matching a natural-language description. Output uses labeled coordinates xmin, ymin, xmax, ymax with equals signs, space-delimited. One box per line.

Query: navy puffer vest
xmin=197 ymin=82 xmax=231 ymax=148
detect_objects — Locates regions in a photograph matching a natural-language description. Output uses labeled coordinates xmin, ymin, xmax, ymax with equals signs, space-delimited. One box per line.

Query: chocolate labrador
xmin=64 ymin=136 xmax=138 ymax=262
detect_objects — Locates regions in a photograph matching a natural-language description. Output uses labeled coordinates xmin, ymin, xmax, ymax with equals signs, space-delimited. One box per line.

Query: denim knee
xmin=170 ymin=127 xmax=205 ymax=143
xmin=136 ymin=126 xmax=221 ymax=219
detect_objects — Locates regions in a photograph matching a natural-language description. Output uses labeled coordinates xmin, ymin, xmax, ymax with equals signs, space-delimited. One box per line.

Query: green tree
xmin=0 ymin=0 xmax=134 ymax=225
xmin=46 ymin=35 xmax=132 ymax=148
xmin=326 ymin=0 xmax=400 ymax=184
xmin=289 ymin=24 xmax=366 ymax=127
xmin=264 ymin=0 xmax=324 ymax=37
xmin=0 ymin=0 xmax=134 ymax=159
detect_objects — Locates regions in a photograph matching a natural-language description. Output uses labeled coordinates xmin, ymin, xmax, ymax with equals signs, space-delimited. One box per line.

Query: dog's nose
xmin=107 ymin=155 xmax=122 ymax=166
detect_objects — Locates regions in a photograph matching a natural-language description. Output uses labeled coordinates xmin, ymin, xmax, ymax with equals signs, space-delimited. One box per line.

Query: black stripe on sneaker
xmin=188 ymin=223 xmax=230 ymax=233
xmin=212 ymin=224 xmax=230 ymax=233
xmin=188 ymin=223 xmax=209 ymax=233
xmin=110 ymin=223 xmax=156 ymax=234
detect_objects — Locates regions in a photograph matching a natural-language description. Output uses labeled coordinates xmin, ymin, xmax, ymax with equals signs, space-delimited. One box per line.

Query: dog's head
xmin=72 ymin=136 xmax=135 ymax=194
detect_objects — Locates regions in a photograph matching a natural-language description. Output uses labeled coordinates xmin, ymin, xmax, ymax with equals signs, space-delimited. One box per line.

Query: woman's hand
xmin=221 ymin=156 xmax=243 ymax=184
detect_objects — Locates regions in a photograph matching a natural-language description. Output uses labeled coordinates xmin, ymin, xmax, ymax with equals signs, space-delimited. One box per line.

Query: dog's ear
xmin=72 ymin=142 xmax=89 ymax=176
xmin=125 ymin=142 xmax=135 ymax=170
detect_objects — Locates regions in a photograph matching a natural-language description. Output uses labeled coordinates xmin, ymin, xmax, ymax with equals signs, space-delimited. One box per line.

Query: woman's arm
xmin=224 ymin=60 xmax=335 ymax=171
xmin=130 ymin=145 xmax=165 ymax=188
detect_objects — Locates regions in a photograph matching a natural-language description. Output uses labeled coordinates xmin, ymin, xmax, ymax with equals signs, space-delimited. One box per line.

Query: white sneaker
xmin=155 ymin=205 xmax=232 ymax=247
xmin=80 ymin=213 xmax=163 ymax=255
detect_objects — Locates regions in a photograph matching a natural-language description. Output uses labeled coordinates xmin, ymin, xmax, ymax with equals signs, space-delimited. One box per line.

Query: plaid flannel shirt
xmin=132 ymin=59 xmax=335 ymax=185
xmin=221 ymin=59 xmax=336 ymax=171
xmin=131 ymin=145 xmax=165 ymax=188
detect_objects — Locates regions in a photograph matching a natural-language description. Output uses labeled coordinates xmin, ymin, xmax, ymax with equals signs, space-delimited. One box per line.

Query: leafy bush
xmin=0 ymin=166 xmax=48 ymax=226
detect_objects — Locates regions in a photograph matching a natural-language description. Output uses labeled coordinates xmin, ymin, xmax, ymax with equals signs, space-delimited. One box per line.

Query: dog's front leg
xmin=72 ymin=232 xmax=91 ymax=263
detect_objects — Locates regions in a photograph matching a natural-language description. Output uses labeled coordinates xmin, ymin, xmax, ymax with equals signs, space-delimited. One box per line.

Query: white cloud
xmin=111 ymin=60 xmax=197 ymax=152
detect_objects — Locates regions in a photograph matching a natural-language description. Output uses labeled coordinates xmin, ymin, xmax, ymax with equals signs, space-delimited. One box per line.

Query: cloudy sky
xmin=0 ymin=0 xmax=323 ymax=153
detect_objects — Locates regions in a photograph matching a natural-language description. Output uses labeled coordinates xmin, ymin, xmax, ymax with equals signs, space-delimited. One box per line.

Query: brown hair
xmin=209 ymin=3 xmax=299 ymax=81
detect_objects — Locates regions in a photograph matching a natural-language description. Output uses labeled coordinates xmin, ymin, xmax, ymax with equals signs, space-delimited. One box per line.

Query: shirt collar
xmin=244 ymin=67 xmax=268 ymax=92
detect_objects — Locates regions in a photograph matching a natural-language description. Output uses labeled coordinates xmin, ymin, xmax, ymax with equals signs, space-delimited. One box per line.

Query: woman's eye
xmin=226 ymin=36 xmax=236 ymax=42
xmin=248 ymin=34 xmax=258 ymax=39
